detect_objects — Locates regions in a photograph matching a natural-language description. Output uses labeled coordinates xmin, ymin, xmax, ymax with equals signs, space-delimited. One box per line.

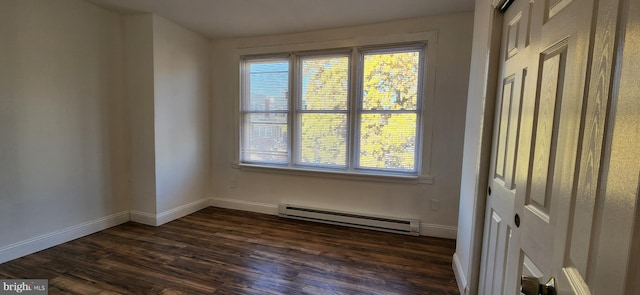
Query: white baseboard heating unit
xmin=278 ymin=203 xmax=420 ymax=236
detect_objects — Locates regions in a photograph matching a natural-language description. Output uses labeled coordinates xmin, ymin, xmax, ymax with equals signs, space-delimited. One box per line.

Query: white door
xmin=478 ymin=1 xmax=530 ymax=295
xmin=514 ymin=0 xmax=594 ymax=291
xmin=479 ymin=0 xmax=535 ymax=293
xmin=477 ymin=0 xmax=635 ymax=293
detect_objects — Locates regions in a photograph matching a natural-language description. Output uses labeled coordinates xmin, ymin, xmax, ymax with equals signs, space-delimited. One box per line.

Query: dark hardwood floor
xmin=0 ymin=207 xmax=459 ymax=294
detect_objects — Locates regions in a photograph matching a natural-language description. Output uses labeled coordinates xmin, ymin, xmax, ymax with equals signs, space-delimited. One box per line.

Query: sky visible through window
xmin=249 ymin=61 xmax=288 ymax=111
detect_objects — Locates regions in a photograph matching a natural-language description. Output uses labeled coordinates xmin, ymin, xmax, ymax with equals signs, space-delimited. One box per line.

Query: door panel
xmin=495 ymin=71 xmax=525 ymax=191
xmin=480 ymin=0 xmax=601 ymax=293
xmin=545 ymin=0 xmax=573 ymax=21
xmin=562 ymin=0 xmax=622 ymax=290
xmin=481 ymin=211 xmax=512 ymax=295
xmin=506 ymin=13 xmax=521 ymax=59
xmin=479 ymin=1 xmax=529 ymax=294
xmin=480 ymin=0 xmax=638 ymax=293
xmin=528 ymin=42 xmax=566 ymax=216
xmin=524 ymin=0 xmax=594 ymax=292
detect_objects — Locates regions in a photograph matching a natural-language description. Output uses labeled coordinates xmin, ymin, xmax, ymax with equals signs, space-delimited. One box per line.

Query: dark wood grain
xmin=0 ymin=207 xmax=459 ymax=294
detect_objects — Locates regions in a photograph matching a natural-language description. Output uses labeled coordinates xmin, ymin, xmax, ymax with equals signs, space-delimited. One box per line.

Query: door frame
xmin=453 ymin=0 xmax=507 ymax=293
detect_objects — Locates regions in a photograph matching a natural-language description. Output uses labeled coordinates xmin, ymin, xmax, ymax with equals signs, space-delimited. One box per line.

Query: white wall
xmin=152 ymin=16 xmax=211 ymax=215
xmin=0 ymin=2 xmax=211 ymax=262
xmin=210 ymin=13 xmax=473 ymax=238
xmin=0 ymin=0 xmax=129 ymax=261
xmin=125 ymin=14 xmax=211 ymax=224
xmin=453 ymin=1 xmax=502 ymax=294
xmin=124 ymin=14 xmax=156 ymax=215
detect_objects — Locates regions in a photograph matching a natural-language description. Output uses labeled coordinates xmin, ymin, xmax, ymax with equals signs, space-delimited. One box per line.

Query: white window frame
xmin=294 ymin=51 xmax=352 ymax=170
xmin=236 ymin=32 xmax=437 ymax=184
xmin=354 ymin=45 xmax=425 ymax=174
xmin=240 ymin=55 xmax=291 ymax=165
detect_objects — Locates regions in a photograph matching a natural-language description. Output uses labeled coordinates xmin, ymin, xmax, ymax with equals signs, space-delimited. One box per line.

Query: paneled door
xmin=478 ymin=0 xmax=535 ymax=292
xmin=476 ymin=0 xmax=629 ymax=292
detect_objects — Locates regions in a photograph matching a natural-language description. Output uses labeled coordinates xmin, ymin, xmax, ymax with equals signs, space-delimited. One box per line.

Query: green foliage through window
xmin=241 ymin=46 xmax=424 ymax=174
xmin=299 ymin=56 xmax=349 ymax=167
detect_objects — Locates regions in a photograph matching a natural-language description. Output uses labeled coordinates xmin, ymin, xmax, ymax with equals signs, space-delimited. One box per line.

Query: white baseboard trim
xmin=129 ymin=210 xmax=157 ymax=226
xmin=210 ymin=197 xmax=278 ymax=215
xmin=0 ymin=211 xmax=130 ymax=264
xmin=130 ymin=198 xmax=212 ymax=226
xmin=156 ymin=198 xmax=211 ymax=226
xmin=453 ymin=253 xmax=469 ymax=295
xmin=420 ymin=223 xmax=457 ymax=239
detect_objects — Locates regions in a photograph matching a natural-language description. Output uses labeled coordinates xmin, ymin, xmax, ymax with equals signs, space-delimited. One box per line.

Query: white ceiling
xmin=86 ymin=0 xmax=475 ymax=39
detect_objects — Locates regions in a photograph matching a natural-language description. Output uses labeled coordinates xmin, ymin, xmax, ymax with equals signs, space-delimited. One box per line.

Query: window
xmin=242 ymin=58 xmax=289 ymax=164
xmin=241 ymin=45 xmax=425 ymax=176
xmin=298 ymin=54 xmax=350 ymax=168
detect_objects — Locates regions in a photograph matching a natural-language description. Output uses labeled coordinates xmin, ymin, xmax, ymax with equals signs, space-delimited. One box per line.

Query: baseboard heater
xmin=278 ymin=204 xmax=420 ymax=236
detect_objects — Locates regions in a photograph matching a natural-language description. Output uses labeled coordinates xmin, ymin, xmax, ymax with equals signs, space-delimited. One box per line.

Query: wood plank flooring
xmin=0 ymin=207 xmax=459 ymax=294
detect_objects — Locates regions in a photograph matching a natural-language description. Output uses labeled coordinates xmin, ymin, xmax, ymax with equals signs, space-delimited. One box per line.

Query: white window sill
xmin=231 ymin=162 xmax=434 ymax=185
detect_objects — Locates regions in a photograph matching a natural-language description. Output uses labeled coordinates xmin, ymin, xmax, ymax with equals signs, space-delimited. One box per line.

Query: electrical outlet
xmin=431 ymin=199 xmax=440 ymax=211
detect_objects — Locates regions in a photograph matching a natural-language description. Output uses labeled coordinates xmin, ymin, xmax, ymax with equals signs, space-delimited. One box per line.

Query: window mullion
xmin=288 ymin=54 xmax=296 ymax=167
xmin=359 ymin=110 xmax=417 ymax=114
xmin=240 ymin=62 xmax=248 ymax=163
xmin=348 ymin=48 xmax=361 ymax=172
xmin=297 ymin=110 xmax=349 ymax=114
xmin=415 ymin=47 xmax=426 ymax=175
xmin=243 ymin=110 xmax=290 ymax=114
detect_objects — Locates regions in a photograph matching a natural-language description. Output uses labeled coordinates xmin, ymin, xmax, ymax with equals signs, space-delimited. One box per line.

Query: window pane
xmin=301 ymin=56 xmax=349 ymax=110
xmin=247 ymin=60 xmax=289 ymax=111
xmin=298 ymin=113 xmax=347 ymax=166
xmin=359 ymin=113 xmax=416 ymax=171
xmin=242 ymin=113 xmax=288 ymax=163
xmin=362 ymin=51 xmax=420 ymax=111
